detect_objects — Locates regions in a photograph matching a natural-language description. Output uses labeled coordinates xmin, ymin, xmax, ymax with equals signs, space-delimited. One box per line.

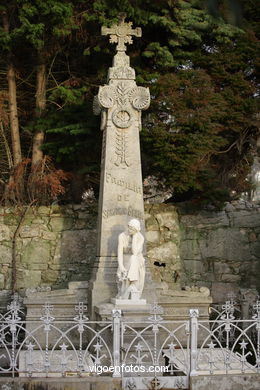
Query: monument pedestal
xmin=24 ymin=281 xmax=88 ymax=346
xmin=158 ymin=293 xmax=212 ymax=321
xmin=24 ymin=281 xmax=88 ymax=318
xmin=157 ymin=287 xmax=213 ymax=346
xmin=89 ymin=254 xmax=156 ymax=318
xmin=111 ymin=298 xmax=147 ymax=306
xmin=94 ymin=302 xmax=151 ymax=322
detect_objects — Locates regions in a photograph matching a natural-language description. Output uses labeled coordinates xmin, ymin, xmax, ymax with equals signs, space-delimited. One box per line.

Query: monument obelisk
xmin=89 ymin=17 xmax=151 ymax=311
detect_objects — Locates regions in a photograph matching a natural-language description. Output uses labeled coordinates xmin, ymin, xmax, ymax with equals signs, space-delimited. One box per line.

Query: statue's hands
xmin=117 ymin=266 xmax=127 ymax=280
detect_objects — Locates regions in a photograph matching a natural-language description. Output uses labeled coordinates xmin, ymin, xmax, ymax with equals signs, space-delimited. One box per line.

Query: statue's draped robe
xmin=117 ymin=231 xmax=145 ymax=297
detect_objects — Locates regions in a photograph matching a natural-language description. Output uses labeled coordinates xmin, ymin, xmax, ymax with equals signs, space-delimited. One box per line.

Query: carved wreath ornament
xmin=97 ymin=82 xmax=150 ymax=128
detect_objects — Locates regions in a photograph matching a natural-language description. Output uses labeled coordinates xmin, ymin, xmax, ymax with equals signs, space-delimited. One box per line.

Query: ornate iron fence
xmin=0 ymin=295 xmax=113 ymax=377
xmin=0 ymin=294 xmax=260 ymax=389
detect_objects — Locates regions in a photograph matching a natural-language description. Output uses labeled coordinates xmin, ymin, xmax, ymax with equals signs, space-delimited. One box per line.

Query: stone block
xmin=150 ymin=265 xmax=162 ymax=283
xmin=49 ymin=217 xmax=75 ymax=232
xmin=42 ymin=269 xmax=60 ymax=283
xmin=3 ymin=212 xmax=21 ymax=226
xmin=190 ymin=373 xmax=260 ymax=390
xmin=60 ymin=230 xmax=96 ymax=264
xmin=183 ymin=259 xmax=205 ymax=274
xmin=213 ymin=261 xmax=233 ymax=275
xmin=0 ymin=244 xmax=12 ymax=264
xmin=199 ymin=228 xmax=249 ymax=261
xmin=48 ymin=263 xmax=62 ymax=271
xmin=232 ymin=210 xmax=260 ymax=228
xmin=161 ymin=229 xmax=180 ymax=242
xmin=41 ymin=230 xmax=58 ymax=240
xmin=224 ymin=202 xmax=236 ymax=212
xmin=180 ymin=239 xmax=201 ymax=260
xmin=147 ymin=241 xmax=179 ymax=264
xmin=77 ymin=211 xmax=88 ymax=219
xmin=211 ymin=282 xmax=239 ymax=302
xmin=145 ymin=215 xmax=158 ymax=230
xmin=254 ymin=226 xmax=260 ymax=234
xmin=0 ymin=264 xmax=11 ymax=289
xmin=250 ymin=241 xmax=260 ymax=258
xmin=0 ymin=378 xmax=122 ymax=390
xmin=221 ymin=274 xmax=241 ymax=282
xmin=21 ymin=240 xmax=51 ymax=265
xmin=17 ymin=269 xmax=42 ymax=288
xmin=0 ymin=225 xmax=11 ymax=241
xmin=154 ymin=211 xmax=179 ymax=231
xmin=0 ymin=274 xmax=4 ymax=289
xmin=146 ymin=230 xmax=160 ymax=243
xmin=77 ymin=213 xmax=97 ymax=229
xmin=74 ymin=219 xmax=88 ymax=229
xmin=19 ymin=225 xmax=40 ymax=238
xmin=27 ymin=262 xmax=48 ymax=271
xmin=180 ymin=211 xmax=229 ymax=228
xmin=200 ymin=271 xmax=215 ymax=282
xmin=181 ymin=227 xmax=202 ymax=241
xmin=27 ymin=216 xmax=50 ymax=226
xmin=248 ymin=231 xmax=257 ymax=242
xmin=37 ymin=205 xmax=53 ymax=214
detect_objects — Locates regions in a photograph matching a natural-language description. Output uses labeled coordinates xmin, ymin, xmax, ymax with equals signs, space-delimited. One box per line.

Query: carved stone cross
xmin=101 ymin=17 xmax=141 ymax=52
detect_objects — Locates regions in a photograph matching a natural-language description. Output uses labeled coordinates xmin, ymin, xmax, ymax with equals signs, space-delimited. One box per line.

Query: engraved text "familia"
xmin=106 ymin=173 xmax=142 ymax=195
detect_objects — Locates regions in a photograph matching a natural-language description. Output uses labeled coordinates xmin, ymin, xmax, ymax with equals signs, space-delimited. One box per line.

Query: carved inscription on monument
xmin=102 ymin=206 xmax=144 ymax=220
xmin=105 ymin=173 xmax=142 ymax=195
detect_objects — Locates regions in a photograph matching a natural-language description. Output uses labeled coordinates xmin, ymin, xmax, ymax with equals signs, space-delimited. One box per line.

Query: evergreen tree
xmin=0 ymin=0 xmax=258 ymax=204
xmin=0 ymin=2 xmax=22 ymax=168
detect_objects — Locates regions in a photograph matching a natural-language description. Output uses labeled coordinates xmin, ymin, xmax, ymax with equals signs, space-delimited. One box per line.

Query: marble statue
xmin=116 ymin=218 xmax=145 ymax=300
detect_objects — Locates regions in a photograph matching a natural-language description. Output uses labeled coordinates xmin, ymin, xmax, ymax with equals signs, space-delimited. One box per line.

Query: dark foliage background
xmin=0 ymin=0 xmax=259 ymax=205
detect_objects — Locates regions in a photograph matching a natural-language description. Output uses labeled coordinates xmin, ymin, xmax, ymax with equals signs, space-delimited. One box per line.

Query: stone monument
xmin=89 ymin=17 xmax=153 ymax=314
xmin=23 ymin=16 xmax=212 ymax=328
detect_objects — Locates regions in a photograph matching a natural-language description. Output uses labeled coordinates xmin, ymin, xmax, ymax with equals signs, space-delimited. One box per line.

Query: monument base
xmin=111 ymin=297 xmax=147 ymax=306
xmin=94 ymin=302 xmax=151 ymax=322
xmin=24 ymin=281 xmax=89 ymax=346
xmin=156 ymin=285 xmax=213 ymax=321
xmin=24 ymin=281 xmax=88 ymax=318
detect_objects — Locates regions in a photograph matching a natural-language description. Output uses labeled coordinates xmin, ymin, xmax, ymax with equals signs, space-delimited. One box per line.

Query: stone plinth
xmin=25 ymin=281 xmax=88 ymax=318
xmin=157 ymin=287 xmax=212 ymax=346
xmin=111 ymin=298 xmax=147 ymax=306
xmin=94 ymin=302 xmax=152 ymax=322
xmin=0 ymin=377 xmax=122 ymax=390
xmin=24 ymin=281 xmax=88 ymax=347
xmin=158 ymin=294 xmax=212 ymax=321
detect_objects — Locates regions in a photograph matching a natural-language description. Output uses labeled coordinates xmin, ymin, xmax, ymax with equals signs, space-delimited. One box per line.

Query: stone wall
xmin=0 ymin=377 xmax=121 ymax=390
xmin=190 ymin=374 xmax=260 ymax=390
xmin=0 ymin=205 xmax=97 ymax=291
xmin=179 ymin=201 xmax=260 ymax=301
xmin=0 ymin=202 xmax=259 ymax=302
xmin=145 ymin=204 xmax=181 ymax=290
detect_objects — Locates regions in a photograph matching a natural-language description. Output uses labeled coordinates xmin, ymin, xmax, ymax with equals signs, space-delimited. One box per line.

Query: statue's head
xmin=128 ymin=218 xmax=141 ymax=235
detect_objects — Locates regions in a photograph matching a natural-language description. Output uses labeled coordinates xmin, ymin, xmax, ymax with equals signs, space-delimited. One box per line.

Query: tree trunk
xmin=7 ymin=64 xmax=22 ymax=166
xmin=31 ymin=59 xmax=47 ymax=167
xmin=2 ymin=11 xmax=22 ymax=167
